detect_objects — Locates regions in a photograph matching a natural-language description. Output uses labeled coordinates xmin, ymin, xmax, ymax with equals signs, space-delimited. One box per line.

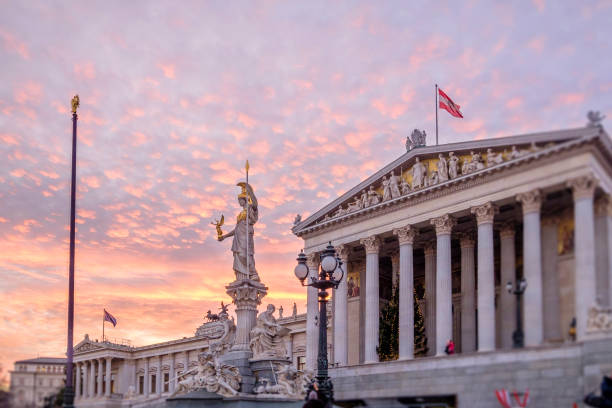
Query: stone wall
xmin=330 ymin=338 xmax=612 ymax=408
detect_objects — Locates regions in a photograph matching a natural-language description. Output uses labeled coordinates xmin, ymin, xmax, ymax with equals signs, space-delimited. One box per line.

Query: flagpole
xmin=435 ymin=84 xmax=439 ymax=146
xmin=102 ymin=311 xmax=105 ymax=342
xmin=245 ymin=160 xmax=249 ymax=280
xmin=64 ymin=95 xmax=79 ymax=408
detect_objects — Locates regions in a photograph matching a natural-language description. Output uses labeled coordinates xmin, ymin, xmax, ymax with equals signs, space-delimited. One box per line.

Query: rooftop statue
xmin=587 ymin=110 xmax=606 ymax=127
xmin=406 ymin=129 xmax=427 ymax=151
xmin=218 ymin=182 xmax=259 ymax=281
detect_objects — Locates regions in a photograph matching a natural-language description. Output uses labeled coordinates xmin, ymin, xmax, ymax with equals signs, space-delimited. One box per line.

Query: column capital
xmin=334 ymin=244 xmax=351 ymax=261
xmin=541 ymin=215 xmax=561 ymax=226
xmin=306 ymin=252 xmax=319 ymax=268
xmin=393 ymin=225 xmax=417 ymax=245
xmin=499 ymin=222 xmax=516 ymax=239
xmin=424 ymin=243 xmax=436 ymax=256
xmin=516 ymin=189 xmax=542 ymax=214
xmin=471 ymin=202 xmax=498 ymax=225
xmin=594 ymin=195 xmax=612 ymax=217
xmin=459 ymin=233 xmax=475 ymax=248
xmin=431 ymin=214 xmax=456 ymax=235
xmin=360 ymin=235 xmax=381 ymax=254
xmin=567 ymin=174 xmax=597 ymax=200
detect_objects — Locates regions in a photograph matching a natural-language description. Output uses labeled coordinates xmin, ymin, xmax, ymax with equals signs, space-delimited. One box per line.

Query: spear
xmin=245 ymin=160 xmax=250 ymax=280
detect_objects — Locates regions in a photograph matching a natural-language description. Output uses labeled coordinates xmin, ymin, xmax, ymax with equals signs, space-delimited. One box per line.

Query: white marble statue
xmin=250 ymin=304 xmax=290 ymax=359
xmin=254 ymin=364 xmax=314 ymax=398
xmin=218 ymin=183 xmax=259 ymax=281
xmin=509 ymin=145 xmax=521 ymax=160
xmin=389 ymin=171 xmax=401 ymax=198
xmin=400 ymin=176 xmax=411 ymax=195
xmin=437 ymin=154 xmax=449 ymax=182
xmin=360 ymin=189 xmax=368 ymax=208
xmin=486 ymin=148 xmax=504 ymax=167
xmin=367 ymin=186 xmax=381 ymax=206
xmin=346 ymin=196 xmax=362 ymax=212
xmin=381 ymin=175 xmax=392 ymax=201
xmin=171 ymin=351 xmax=241 ymax=398
xmin=448 ymin=152 xmax=459 ymax=179
xmin=472 ymin=151 xmax=485 ymax=171
xmin=429 ymin=170 xmax=439 ymax=185
xmin=411 ymin=157 xmax=427 ymax=189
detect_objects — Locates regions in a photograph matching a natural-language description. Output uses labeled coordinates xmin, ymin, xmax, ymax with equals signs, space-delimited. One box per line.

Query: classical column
xmin=334 ymin=245 xmax=350 ymax=366
xmin=305 ymin=252 xmax=319 ymax=371
xmin=394 ymin=225 xmax=417 ymax=360
xmin=542 ymin=216 xmax=561 ymax=341
xmin=360 ymin=235 xmax=380 ymax=363
xmin=156 ymin=356 xmax=162 ymax=396
xmin=82 ymin=361 xmax=89 ymax=398
xmin=144 ymin=357 xmax=150 ymax=397
xmin=471 ymin=202 xmax=497 ymax=352
xmin=89 ymin=360 xmax=96 ymax=398
xmin=460 ymin=233 xmax=476 ymax=353
xmin=105 ymin=357 xmax=112 ymax=397
xmin=97 ymin=358 xmax=104 ymax=397
xmin=75 ymin=362 xmax=81 ymax=399
xmin=431 ymin=214 xmax=456 ymax=356
xmin=424 ymin=244 xmax=437 ymax=356
xmin=499 ymin=223 xmax=516 ymax=349
xmin=169 ymin=353 xmax=175 ymax=393
xmin=595 ymin=196 xmax=612 ymax=306
xmin=567 ymin=175 xmax=597 ymax=339
xmin=516 ymin=189 xmax=544 ymax=346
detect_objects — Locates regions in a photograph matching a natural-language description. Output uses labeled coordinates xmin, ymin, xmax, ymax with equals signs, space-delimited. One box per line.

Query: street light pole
xmin=294 ymin=242 xmax=344 ymax=408
xmin=506 ymin=278 xmax=527 ymax=349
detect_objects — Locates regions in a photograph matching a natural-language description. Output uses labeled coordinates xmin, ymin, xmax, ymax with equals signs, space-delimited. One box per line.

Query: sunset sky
xmin=1 ymin=1 xmax=611 ymax=379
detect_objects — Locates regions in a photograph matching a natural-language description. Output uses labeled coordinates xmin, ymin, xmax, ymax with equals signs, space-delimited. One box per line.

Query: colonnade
xmin=304 ymin=174 xmax=612 ymax=369
xmin=74 ymin=357 xmax=112 ymax=399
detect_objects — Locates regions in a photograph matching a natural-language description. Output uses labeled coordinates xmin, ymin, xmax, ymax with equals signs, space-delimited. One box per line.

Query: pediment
xmin=293 ymin=126 xmax=606 ymax=236
xmin=74 ymin=341 xmax=105 ymax=354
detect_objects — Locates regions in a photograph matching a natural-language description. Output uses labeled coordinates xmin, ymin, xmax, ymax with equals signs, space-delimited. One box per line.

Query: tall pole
xmin=245 ymin=160 xmax=249 ymax=280
xmin=317 ymin=287 xmax=332 ymax=406
xmin=102 ymin=313 xmax=105 ymax=342
xmin=64 ymin=95 xmax=79 ymax=408
xmin=435 ymin=84 xmax=439 ymax=146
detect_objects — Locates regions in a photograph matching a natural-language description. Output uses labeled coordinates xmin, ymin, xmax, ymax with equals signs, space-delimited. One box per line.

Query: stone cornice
xmin=297 ymin=135 xmax=605 ymax=239
xmin=393 ymin=225 xmax=417 ymax=245
xmin=516 ymin=189 xmax=542 ymax=214
xmin=360 ymin=236 xmax=381 ymax=254
xmin=567 ymin=174 xmax=598 ymax=200
xmin=471 ymin=202 xmax=498 ymax=225
xmin=431 ymin=214 xmax=456 ymax=235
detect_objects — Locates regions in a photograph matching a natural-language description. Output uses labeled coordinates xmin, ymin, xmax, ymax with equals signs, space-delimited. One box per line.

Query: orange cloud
xmin=159 ymin=63 xmax=176 ymax=79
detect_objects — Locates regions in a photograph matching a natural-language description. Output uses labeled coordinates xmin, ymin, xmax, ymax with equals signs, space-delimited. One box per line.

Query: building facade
xmin=10 ymin=357 xmax=66 ymax=408
xmin=69 ymin=309 xmax=319 ymax=407
xmin=291 ymin=123 xmax=612 ymax=407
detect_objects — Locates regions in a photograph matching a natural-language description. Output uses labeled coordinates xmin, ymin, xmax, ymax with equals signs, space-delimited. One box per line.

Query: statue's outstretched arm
xmin=220 ymin=228 xmax=235 ymax=241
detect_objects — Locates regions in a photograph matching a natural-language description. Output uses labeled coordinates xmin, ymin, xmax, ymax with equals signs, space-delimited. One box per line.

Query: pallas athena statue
xmin=218 ymin=182 xmax=260 ymax=281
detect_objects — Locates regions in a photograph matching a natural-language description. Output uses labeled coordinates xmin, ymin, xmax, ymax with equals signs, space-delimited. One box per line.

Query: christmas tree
xmin=377 ymin=285 xmax=428 ymax=360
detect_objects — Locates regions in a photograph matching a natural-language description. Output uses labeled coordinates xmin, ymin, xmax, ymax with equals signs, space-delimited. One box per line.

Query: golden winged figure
xmin=211 ymin=215 xmax=224 ymax=241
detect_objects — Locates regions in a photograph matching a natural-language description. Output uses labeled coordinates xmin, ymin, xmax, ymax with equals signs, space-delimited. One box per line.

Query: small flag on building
xmin=438 ymin=87 xmax=464 ymax=118
xmin=103 ymin=309 xmax=117 ymax=327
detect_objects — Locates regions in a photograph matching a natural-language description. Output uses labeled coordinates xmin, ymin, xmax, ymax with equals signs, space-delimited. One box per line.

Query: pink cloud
xmin=292 ymin=80 xmax=313 ymax=91
xmin=158 ymin=63 xmax=176 ymax=79
xmin=527 ymin=36 xmax=546 ymax=53
xmin=104 ymin=169 xmax=125 ymax=180
xmin=556 ymin=92 xmax=585 ymax=105
xmin=0 ymin=29 xmax=29 ymax=59
xmin=533 ymin=0 xmax=545 ymax=12
xmin=14 ymin=81 xmax=43 ymax=104
xmin=0 ymin=133 xmax=19 ymax=145
xmin=371 ymin=98 xmax=407 ymax=119
xmin=506 ymin=97 xmax=523 ymax=109
xmin=74 ymin=62 xmax=96 ymax=79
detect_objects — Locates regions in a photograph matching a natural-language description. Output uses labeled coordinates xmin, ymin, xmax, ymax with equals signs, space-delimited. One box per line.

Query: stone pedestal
xmin=226 ymin=279 xmax=268 ymax=351
xmin=225 ymin=279 xmax=268 ymax=394
xmin=250 ymin=358 xmax=291 ymax=392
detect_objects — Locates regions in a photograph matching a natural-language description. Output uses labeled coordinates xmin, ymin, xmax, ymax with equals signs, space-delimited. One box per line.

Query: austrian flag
xmin=103 ymin=309 xmax=117 ymax=327
xmin=438 ymin=88 xmax=463 ymax=118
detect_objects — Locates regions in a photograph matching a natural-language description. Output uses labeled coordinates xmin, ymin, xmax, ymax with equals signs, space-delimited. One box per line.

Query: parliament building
xmin=69 ymin=120 xmax=612 ymax=408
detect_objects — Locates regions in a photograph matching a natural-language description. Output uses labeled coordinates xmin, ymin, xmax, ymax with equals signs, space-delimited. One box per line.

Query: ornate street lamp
xmin=294 ymin=242 xmax=344 ymax=407
xmin=506 ymin=278 xmax=527 ymax=349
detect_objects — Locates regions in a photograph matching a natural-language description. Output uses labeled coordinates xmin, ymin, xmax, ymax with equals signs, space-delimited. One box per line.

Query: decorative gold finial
xmin=71 ymin=94 xmax=80 ymax=114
